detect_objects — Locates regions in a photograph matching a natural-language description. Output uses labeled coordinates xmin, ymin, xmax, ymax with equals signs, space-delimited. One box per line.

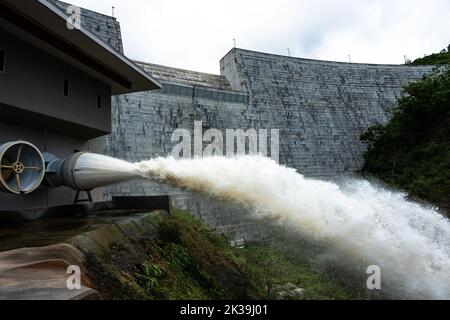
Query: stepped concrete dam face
xmin=50 ymin=0 xmax=433 ymax=239
xmin=1 ymin=0 xmax=433 ymax=240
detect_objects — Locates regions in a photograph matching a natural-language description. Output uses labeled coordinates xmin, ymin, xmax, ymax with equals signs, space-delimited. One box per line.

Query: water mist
xmin=134 ymin=156 xmax=450 ymax=300
xmin=79 ymin=153 xmax=450 ymax=299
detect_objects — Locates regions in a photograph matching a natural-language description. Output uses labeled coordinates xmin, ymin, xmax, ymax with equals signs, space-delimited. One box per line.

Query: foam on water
xmin=131 ymin=155 xmax=450 ymax=299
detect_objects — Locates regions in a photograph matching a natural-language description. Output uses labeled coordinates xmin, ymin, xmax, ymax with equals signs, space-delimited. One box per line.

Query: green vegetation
xmin=361 ymin=66 xmax=450 ymax=213
xmin=85 ymin=209 xmax=377 ymax=300
xmin=234 ymin=234 xmax=378 ymax=300
xmin=138 ymin=211 xmax=248 ymax=299
xmin=411 ymin=44 xmax=450 ymax=66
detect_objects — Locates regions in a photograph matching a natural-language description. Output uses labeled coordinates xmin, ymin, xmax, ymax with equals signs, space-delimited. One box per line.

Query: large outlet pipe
xmin=45 ymin=152 xmax=139 ymax=191
xmin=0 ymin=141 xmax=140 ymax=195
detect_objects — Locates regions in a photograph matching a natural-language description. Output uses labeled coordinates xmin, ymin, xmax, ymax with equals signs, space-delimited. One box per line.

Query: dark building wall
xmin=0 ymin=1 xmax=126 ymax=212
xmin=0 ymin=28 xmax=112 ymax=137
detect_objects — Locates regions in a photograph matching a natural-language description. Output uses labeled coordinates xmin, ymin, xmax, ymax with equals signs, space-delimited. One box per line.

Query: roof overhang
xmin=0 ymin=0 xmax=161 ymax=95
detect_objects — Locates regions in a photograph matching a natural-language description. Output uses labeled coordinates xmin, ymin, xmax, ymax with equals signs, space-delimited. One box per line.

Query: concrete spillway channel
xmin=0 ymin=210 xmax=169 ymax=300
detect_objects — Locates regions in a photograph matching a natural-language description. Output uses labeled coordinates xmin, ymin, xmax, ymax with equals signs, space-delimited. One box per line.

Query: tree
xmin=361 ymin=68 xmax=450 ymax=213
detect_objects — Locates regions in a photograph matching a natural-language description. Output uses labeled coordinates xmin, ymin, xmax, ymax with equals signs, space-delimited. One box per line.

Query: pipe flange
xmin=0 ymin=141 xmax=45 ymax=194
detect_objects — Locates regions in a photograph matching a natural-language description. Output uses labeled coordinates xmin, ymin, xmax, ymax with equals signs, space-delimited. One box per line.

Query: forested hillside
xmin=361 ymin=45 xmax=450 ymax=213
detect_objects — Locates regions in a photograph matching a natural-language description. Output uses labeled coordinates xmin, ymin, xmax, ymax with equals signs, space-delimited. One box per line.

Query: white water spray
xmin=131 ymin=155 xmax=450 ymax=299
xmin=75 ymin=153 xmax=450 ymax=299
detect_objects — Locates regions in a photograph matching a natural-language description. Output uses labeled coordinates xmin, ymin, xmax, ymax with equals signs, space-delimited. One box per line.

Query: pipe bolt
xmin=13 ymin=162 xmax=24 ymax=174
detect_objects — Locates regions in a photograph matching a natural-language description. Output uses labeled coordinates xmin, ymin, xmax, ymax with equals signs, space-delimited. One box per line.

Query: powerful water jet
xmin=134 ymin=156 xmax=450 ymax=300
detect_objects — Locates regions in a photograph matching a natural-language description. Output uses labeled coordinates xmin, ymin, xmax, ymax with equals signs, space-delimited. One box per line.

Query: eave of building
xmin=0 ymin=0 xmax=161 ymax=95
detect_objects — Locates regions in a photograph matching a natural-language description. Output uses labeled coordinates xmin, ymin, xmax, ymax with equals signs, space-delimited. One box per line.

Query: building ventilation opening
xmin=63 ymin=78 xmax=69 ymax=96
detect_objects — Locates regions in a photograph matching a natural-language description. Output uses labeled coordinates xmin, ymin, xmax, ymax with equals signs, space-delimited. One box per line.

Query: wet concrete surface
xmin=0 ymin=210 xmax=147 ymax=252
xmin=0 ymin=210 xmax=163 ymax=300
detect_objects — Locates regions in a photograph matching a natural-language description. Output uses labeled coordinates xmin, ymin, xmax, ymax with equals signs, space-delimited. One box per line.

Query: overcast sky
xmin=66 ymin=0 xmax=450 ymax=74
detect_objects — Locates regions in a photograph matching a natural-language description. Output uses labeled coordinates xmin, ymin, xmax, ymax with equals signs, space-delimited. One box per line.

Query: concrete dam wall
xmin=220 ymin=49 xmax=433 ymax=177
xmin=52 ymin=1 xmax=432 ymax=239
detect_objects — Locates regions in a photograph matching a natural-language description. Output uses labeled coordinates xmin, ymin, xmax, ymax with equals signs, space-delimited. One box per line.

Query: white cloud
xmin=66 ymin=0 xmax=450 ymax=73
